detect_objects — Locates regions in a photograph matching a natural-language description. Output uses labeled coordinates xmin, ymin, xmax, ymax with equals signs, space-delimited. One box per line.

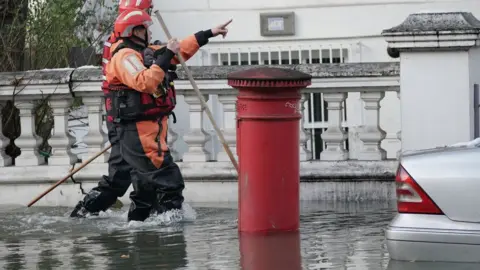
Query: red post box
xmin=227 ymin=67 xmax=312 ymax=233
xmin=239 ymin=231 xmax=302 ymax=270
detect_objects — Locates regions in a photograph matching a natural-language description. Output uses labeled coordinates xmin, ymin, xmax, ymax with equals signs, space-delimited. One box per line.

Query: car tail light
xmin=395 ymin=165 xmax=443 ymax=214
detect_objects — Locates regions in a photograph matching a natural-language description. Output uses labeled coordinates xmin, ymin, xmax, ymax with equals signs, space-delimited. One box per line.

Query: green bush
xmin=0 ymin=0 xmax=118 ymax=163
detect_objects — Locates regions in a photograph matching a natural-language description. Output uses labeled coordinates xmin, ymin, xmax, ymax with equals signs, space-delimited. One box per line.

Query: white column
xmin=217 ymin=93 xmax=237 ymax=162
xmin=48 ymin=98 xmax=77 ymax=165
xmin=82 ymin=96 xmax=108 ymax=163
xmin=320 ymin=92 xmax=348 ymax=161
xmin=357 ymin=91 xmax=387 ymax=160
xmin=383 ymin=12 xmax=480 ymax=151
xmin=101 ymin=97 xmax=110 ymax=151
xmin=396 ymin=91 xmax=402 ymax=158
xmin=0 ymin=101 xmax=12 ymax=166
xmin=167 ymin=116 xmax=180 ymax=161
xmin=299 ymin=93 xmax=312 ymax=161
xmin=183 ymin=94 xmax=211 ymax=162
xmin=15 ymin=100 xmax=44 ymax=166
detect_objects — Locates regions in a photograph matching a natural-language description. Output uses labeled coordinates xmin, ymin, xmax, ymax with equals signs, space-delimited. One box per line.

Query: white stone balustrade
xmin=167 ymin=116 xmax=181 ymax=161
xmin=15 ymin=100 xmax=45 ymax=166
xmin=320 ymin=92 xmax=349 ymax=161
xmin=80 ymin=96 xmax=109 ymax=163
xmin=357 ymin=91 xmax=387 ymax=160
xmin=48 ymin=96 xmax=77 ymax=165
xmin=216 ymin=90 xmax=238 ymax=162
xmin=0 ymin=63 xmax=400 ymax=184
xmin=0 ymin=101 xmax=12 ymax=166
xmin=182 ymin=93 xmax=212 ymax=162
xmin=0 ymin=64 xmax=400 ymax=167
xmin=396 ymin=91 xmax=402 ymax=159
xmin=299 ymin=93 xmax=312 ymax=161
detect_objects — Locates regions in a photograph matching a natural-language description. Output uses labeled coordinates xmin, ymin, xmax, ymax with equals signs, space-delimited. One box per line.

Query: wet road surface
xmin=0 ymin=201 xmax=478 ymax=269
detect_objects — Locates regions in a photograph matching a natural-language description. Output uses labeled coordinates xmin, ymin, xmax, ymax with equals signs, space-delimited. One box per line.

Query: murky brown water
xmin=0 ymin=201 xmax=478 ymax=269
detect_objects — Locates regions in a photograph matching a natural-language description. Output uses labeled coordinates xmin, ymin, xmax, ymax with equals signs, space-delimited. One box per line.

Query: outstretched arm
xmin=150 ymin=19 xmax=233 ymax=64
xmin=149 ymin=31 xmax=211 ymax=64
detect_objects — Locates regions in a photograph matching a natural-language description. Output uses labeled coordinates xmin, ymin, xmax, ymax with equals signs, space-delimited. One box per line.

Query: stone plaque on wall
xmin=260 ymin=12 xmax=295 ymax=37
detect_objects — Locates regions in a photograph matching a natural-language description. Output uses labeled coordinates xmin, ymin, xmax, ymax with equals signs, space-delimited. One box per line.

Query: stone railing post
xmin=183 ymin=93 xmax=211 ymax=162
xmin=15 ymin=99 xmax=45 ymax=166
xmin=71 ymin=67 xmax=110 ymax=163
xmin=357 ymin=91 xmax=387 ymax=160
xmin=0 ymin=101 xmax=12 ymax=166
xmin=48 ymin=96 xmax=77 ymax=165
xmin=217 ymin=90 xmax=238 ymax=162
xmin=299 ymin=93 xmax=312 ymax=161
xmin=396 ymin=91 xmax=402 ymax=158
xmin=383 ymin=12 xmax=480 ymax=152
xmin=81 ymin=96 xmax=109 ymax=163
xmin=167 ymin=116 xmax=180 ymax=161
xmin=320 ymin=92 xmax=348 ymax=161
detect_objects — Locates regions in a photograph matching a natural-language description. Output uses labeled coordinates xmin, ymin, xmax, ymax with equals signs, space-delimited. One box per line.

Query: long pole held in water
xmin=27 ymin=144 xmax=113 ymax=207
xmin=153 ymin=10 xmax=239 ymax=173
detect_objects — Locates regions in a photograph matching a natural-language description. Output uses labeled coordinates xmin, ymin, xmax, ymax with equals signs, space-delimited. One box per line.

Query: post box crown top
xmin=227 ymin=67 xmax=312 ymax=88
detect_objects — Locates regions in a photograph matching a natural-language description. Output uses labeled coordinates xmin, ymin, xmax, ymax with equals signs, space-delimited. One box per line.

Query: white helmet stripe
xmin=123 ymin=10 xmax=143 ymax=20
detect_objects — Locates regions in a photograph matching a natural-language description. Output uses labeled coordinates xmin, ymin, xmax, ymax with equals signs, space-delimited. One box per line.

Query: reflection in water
xmin=70 ymin=238 xmax=95 ymax=270
xmin=0 ymin=201 xmax=479 ymax=269
xmin=387 ymin=260 xmax=480 ymax=270
xmin=3 ymin=239 xmax=25 ymax=270
xmin=38 ymin=239 xmax=63 ymax=269
xmin=102 ymin=228 xmax=187 ymax=269
xmin=240 ymin=231 xmax=301 ymax=270
xmin=300 ymin=201 xmax=393 ymax=269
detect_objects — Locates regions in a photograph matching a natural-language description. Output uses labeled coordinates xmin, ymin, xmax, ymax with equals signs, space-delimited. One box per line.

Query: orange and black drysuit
xmin=70 ymin=36 xmax=165 ymax=218
xmin=71 ymin=30 xmax=213 ymax=221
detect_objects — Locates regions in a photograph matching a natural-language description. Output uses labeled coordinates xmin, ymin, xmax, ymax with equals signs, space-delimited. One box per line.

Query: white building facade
xmin=150 ymin=0 xmax=480 ymax=160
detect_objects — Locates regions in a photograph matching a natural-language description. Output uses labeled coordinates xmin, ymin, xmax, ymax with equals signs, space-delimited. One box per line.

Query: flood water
xmin=0 ymin=201 xmax=478 ymax=270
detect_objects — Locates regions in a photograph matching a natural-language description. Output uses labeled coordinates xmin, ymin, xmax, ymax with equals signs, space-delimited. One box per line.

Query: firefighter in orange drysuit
xmin=70 ymin=0 xmax=232 ymax=218
xmin=70 ymin=0 xmax=154 ymax=218
xmin=85 ymin=9 xmax=230 ymax=221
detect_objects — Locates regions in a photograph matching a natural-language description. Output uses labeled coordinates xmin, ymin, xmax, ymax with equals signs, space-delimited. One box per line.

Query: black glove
xmin=154 ymin=48 xmax=175 ymax=73
xmin=142 ymin=47 xmax=155 ymax=67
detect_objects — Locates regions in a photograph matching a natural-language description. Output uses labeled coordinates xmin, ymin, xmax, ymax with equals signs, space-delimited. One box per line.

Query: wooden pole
xmin=27 ymin=145 xmax=112 ymax=207
xmin=153 ymin=10 xmax=239 ymax=173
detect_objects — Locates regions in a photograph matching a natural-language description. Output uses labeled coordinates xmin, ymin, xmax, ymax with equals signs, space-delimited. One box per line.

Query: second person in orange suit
xmin=70 ymin=0 xmax=154 ymax=218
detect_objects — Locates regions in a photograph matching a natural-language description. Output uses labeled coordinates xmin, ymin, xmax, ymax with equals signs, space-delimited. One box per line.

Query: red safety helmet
xmin=114 ymin=9 xmax=153 ymax=38
xmin=118 ymin=0 xmax=153 ymax=14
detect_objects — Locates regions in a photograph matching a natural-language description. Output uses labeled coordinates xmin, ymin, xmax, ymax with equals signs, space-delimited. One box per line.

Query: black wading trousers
xmin=70 ymin=121 xmax=132 ymax=217
xmin=70 ymin=117 xmax=184 ymax=221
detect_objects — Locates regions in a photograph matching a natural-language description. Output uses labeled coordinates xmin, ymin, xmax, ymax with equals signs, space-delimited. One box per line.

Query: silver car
xmin=386 ymin=139 xmax=480 ymax=263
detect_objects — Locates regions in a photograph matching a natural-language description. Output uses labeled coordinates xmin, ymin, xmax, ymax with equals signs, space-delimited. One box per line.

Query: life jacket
xmin=102 ymin=34 xmax=115 ymax=122
xmin=105 ymin=40 xmax=177 ymax=124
